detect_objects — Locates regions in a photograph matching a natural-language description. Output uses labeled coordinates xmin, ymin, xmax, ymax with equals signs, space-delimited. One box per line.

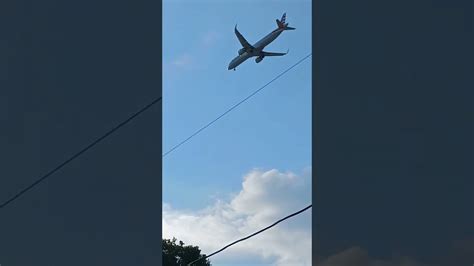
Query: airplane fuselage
xmin=228 ymin=28 xmax=284 ymax=70
xmin=253 ymin=28 xmax=283 ymax=50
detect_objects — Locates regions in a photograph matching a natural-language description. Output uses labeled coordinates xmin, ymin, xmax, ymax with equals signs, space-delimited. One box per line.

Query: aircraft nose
xmin=228 ymin=58 xmax=238 ymax=70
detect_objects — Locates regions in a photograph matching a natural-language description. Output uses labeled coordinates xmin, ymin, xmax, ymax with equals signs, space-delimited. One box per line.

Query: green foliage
xmin=163 ymin=237 xmax=211 ymax=266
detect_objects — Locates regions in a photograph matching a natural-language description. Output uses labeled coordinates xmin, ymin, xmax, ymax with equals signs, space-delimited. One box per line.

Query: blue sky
xmin=163 ymin=0 xmax=312 ymax=265
xmin=163 ymin=0 xmax=311 ymax=209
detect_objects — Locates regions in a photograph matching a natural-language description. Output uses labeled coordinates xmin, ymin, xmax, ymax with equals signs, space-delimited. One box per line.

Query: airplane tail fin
xmin=276 ymin=13 xmax=295 ymax=30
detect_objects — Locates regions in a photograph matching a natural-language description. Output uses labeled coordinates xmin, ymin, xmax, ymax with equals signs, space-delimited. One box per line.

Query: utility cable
xmin=0 ymin=96 xmax=162 ymax=209
xmin=163 ymin=53 xmax=312 ymax=158
xmin=187 ymin=204 xmax=313 ymax=265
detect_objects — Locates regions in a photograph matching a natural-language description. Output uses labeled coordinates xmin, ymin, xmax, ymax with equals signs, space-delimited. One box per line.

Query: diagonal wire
xmin=1 ymin=53 xmax=311 ymax=209
xmin=187 ymin=204 xmax=313 ymax=266
xmin=0 ymin=96 xmax=162 ymax=210
xmin=162 ymin=53 xmax=312 ymax=158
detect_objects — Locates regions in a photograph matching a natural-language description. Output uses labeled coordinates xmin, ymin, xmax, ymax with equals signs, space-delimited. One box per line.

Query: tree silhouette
xmin=163 ymin=237 xmax=211 ymax=266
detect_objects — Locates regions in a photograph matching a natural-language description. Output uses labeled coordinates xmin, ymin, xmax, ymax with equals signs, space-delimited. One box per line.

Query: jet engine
xmin=238 ymin=48 xmax=245 ymax=55
xmin=255 ymin=55 xmax=264 ymax=63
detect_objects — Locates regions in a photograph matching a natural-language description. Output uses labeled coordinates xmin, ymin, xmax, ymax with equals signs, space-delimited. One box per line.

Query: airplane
xmin=228 ymin=13 xmax=295 ymax=71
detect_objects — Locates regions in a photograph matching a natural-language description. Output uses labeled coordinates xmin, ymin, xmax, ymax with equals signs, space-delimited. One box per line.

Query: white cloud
xmin=201 ymin=30 xmax=219 ymax=47
xmin=163 ymin=53 xmax=196 ymax=79
xmin=164 ymin=30 xmax=219 ymax=75
xmin=163 ymin=168 xmax=312 ymax=265
xmin=171 ymin=53 xmax=194 ymax=68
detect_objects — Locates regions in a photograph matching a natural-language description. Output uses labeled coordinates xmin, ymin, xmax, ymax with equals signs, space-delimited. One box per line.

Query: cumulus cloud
xmin=163 ymin=168 xmax=312 ymax=265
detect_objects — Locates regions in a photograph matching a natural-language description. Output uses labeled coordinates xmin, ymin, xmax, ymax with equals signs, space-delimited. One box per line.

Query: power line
xmin=0 ymin=96 xmax=162 ymax=210
xmin=2 ymin=53 xmax=311 ymax=208
xmin=163 ymin=53 xmax=312 ymax=158
xmin=187 ymin=204 xmax=313 ymax=266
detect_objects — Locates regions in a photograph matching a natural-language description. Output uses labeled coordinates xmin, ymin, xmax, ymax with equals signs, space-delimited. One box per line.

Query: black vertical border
xmin=312 ymin=0 xmax=473 ymax=265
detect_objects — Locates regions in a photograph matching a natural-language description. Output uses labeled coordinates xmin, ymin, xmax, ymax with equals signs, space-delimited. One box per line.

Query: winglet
xmin=233 ymin=25 xmax=253 ymax=50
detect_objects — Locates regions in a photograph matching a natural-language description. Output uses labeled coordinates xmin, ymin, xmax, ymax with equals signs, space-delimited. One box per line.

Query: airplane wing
xmin=234 ymin=25 xmax=253 ymax=50
xmin=262 ymin=49 xmax=289 ymax=56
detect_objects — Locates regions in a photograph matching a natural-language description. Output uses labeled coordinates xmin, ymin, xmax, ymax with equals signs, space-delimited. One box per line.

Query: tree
xmin=163 ymin=237 xmax=211 ymax=266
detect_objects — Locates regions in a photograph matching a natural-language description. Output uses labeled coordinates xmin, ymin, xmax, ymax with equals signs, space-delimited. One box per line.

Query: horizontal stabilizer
xmin=262 ymin=49 xmax=289 ymax=56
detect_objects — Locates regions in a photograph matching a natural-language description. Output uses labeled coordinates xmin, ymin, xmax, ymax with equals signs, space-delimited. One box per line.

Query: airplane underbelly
xmin=237 ymin=54 xmax=251 ymax=64
xmin=229 ymin=53 xmax=251 ymax=69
